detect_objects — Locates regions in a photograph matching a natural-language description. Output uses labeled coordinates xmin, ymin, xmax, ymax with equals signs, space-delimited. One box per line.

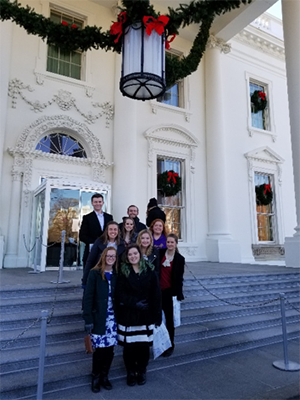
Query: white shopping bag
xmin=173 ymin=296 xmax=181 ymax=328
xmin=153 ymin=322 xmax=172 ymax=360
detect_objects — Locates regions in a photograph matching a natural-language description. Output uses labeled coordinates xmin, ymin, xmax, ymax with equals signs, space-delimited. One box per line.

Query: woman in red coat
xmin=159 ymin=233 xmax=185 ymax=357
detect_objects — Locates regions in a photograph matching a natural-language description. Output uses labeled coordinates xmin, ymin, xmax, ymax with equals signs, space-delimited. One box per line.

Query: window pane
xmin=47 ymin=10 xmax=83 ymax=80
xmin=255 ymin=173 xmax=275 ymax=242
xmin=157 ymin=158 xmax=183 ymax=239
xmin=36 ymin=133 xmax=87 ymax=158
xmin=250 ymin=81 xmax=268 ymax=130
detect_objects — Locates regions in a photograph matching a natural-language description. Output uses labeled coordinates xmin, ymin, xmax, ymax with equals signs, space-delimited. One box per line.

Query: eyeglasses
xmin=106 ymin=255 xmax=116 ymax=259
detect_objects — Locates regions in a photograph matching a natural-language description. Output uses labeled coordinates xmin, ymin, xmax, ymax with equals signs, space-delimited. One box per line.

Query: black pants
xmin=92 ymin=346 xmax=114 ymax=377
xmin=123 ymin=344 xmax=150 ymax=374
xmin=162 ymin=288 xmax=174 ymax=346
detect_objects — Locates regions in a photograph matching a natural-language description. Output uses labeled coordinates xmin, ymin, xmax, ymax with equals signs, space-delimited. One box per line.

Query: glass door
xmin=46 ymin=188 xmax=80 ymax=267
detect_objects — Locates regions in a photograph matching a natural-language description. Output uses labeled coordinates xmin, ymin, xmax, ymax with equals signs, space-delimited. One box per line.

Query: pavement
xmin=1 ymin=262 xmax=300 ymax=400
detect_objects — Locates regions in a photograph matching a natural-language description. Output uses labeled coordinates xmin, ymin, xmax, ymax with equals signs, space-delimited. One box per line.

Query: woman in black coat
xmin=158 ymin=233 xmax=185 ymax=357
xmin=82 ymin=221 xmax=125 ymax=286
xmin=115 ymin=244 xmax=161 ymax=387
xmin=83 ymin=247 xmax=118 ymax=393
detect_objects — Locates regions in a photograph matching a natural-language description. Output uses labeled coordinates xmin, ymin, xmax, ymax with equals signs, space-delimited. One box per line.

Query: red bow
xmin=167 ymin=171 xmax=179 ymax=184
xmin=143 ymin=15 xmax=169 ymax=36
xmin=61 ymin=21 xmax=77 ymax=29
xmin=259 ymin=91 xmax=266 ymax=101
xmin=166 ymin=34 xmax=176 ymax=49
xmin=110 ymin=11 xmax=127 ymax=43
xmin=264 ymin=184 xmax=271 ymax=194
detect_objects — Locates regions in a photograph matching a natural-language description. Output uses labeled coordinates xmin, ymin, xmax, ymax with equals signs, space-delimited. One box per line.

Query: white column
xmin=205 ymin=36 xmax=241 ymax=263
xmin=112 ymin=54 xmax=138 ymax=221
xmin=282 ymin=0 xmax=300 ymax=268
xmin=0 ymin=21 xmax=13 ymax=267
xmin=4 ymin=170 xmax=23 ymax=268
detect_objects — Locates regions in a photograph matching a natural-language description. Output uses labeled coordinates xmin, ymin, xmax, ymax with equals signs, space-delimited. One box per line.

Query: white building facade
xmin=0 ymin=0 xmax=299 ymax=270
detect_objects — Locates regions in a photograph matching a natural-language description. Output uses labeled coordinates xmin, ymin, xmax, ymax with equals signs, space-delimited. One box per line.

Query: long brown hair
xmin=166 ymin=233 xmax=180 ymax=253
xmin=136 ymin=229 xmax=153 ymax=257
xmin=121 ymin=217 xmax=136 ymax=241
xmin=92 ymin=247 xmax=118 ymax=279
xmin=100 ymin=221 xmax=120 ymax=245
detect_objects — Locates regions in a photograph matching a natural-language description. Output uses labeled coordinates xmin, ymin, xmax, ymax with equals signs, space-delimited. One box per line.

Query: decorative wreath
xmin=255 ymin=183 xmax=273 ymax=206
xmin=251 ymin=90 xmax=267 ymax=113
xmin=158 ymin=170 xmax=182 ymax=197
xmin=0 ymin=0 xmax=252 ymax=88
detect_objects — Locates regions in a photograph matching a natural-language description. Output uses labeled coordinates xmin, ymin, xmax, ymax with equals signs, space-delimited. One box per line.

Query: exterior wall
xmin=0 ymin=0 xmax=296 ymax=268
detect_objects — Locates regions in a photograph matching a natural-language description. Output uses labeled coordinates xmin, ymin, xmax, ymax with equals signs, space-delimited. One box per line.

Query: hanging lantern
xmin=120 ymin=21 xmax=166 ymax=101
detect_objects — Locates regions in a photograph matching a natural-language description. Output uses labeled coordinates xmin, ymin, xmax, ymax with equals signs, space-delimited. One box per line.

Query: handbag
xmin=173 ymin=296 xmax=181 ymax=328
xmin=153 ymin=321 xmax=172 ymax=360
xmin=84 ymin=334 xmax=93 ymax=354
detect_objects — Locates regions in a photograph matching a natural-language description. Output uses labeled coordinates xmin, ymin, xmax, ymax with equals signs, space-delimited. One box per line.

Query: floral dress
xmin=91 ymin=271 xmax=118 ymax=348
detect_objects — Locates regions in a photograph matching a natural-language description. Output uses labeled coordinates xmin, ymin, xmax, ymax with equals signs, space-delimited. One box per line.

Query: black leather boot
xmin=100 ymin=373 xmax=112 ymax=390
xmin=91 ymin=374 xmax=101 ymax=393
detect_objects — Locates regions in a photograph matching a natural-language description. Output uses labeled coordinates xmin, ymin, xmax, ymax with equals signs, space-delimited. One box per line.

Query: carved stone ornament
xmin=206 ymin=35 xmax=231 ymax=54
xmin=8 ymin=78 xmax=114 ymax=127
xmin=8 ymin=115 xmax=112 ymax=206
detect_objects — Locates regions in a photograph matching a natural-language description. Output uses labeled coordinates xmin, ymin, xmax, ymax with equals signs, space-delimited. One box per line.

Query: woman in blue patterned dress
xmin=83 ymin=247 xmax=118 ymax=393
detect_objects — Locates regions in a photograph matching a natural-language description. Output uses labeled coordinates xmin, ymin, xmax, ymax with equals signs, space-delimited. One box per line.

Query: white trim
xmin=245 ymin=147 xmax=285 ymax=247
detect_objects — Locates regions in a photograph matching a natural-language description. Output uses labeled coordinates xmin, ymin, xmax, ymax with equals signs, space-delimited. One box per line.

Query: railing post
xmin=37 ymin=310 xmax=48 ymax=400
xmin=51 ymin=230 xmax=70 ymax=284
xmin=273 ymin=293 xmax=300 ymax=371
xmin=29 ymin=236 xmax=40 ymax=274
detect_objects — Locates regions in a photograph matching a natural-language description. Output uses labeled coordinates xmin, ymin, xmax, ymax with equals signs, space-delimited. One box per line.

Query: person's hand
xmin=136 ymin=300 xmax=149 ymax=310
xmin=85 ymin=323 xmax=93 ymax=334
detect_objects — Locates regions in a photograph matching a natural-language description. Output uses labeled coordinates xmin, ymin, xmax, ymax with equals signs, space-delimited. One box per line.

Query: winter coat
xmin=159 ymin=249 xmax=185 ymax=301
xmin=146 ymin=207 xmax=166 ymax=227
xmin=119 ymin=217 xmax=146 ymax=233
xmin=115 ymin=260 xmax=162 ymax=327
xmin=82 ymin=238 xmax=126 ymax=286
xmin=82 ymin=269 xmax=117 ymax=335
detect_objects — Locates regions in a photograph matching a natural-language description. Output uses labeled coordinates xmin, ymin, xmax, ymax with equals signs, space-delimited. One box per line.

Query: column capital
xmin=206 ymin=35 xmax=231 ymax=54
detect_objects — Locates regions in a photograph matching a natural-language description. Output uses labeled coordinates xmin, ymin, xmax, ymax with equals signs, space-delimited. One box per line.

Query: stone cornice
xmin=206 ymin=35 xmax=231 ymax=54
xmin=234 ymin=28 xmax=285 ymax=60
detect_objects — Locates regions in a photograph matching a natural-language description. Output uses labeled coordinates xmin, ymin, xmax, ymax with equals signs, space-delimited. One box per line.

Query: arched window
xmin=36 ymin=133 xmax=87 ymax=158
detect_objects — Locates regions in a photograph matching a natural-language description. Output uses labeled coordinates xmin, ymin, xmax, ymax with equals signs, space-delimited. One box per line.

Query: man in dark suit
xmin=79 ymin=193 xmax=113 ymax=266
xmin=119 ymin=205 xmax=147 ymax=233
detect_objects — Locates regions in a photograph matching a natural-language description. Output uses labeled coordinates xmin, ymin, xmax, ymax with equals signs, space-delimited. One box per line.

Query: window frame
xmin=157 ymin=49 xmax=185 ymax=108
xmin=47 ymin=8 xmax=85 ymax=81
xmin=245 ymin=147 xmax=285 ymax=247
xmin=245 ymin=72 xmax=276 ymax=141
xmin=157 ymin=157 xmax=184 ymax=239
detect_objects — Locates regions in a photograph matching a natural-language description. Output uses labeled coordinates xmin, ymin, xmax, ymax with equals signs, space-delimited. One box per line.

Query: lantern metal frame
xmin=120 ymin=21 xmax=166 ymax=101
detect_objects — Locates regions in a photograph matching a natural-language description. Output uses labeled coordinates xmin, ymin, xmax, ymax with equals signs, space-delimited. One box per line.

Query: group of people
xmin=80 ymin=194 xmax=185 ymax=392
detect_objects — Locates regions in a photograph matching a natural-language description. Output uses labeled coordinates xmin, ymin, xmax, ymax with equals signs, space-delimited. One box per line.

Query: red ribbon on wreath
xmin=264 ymin=184 xmax=271 ymax=194
xmin=61 ymin=21 xmax=78 ymax=28
xmin=259 ymin=91 xmax=266 ymax=101
xmin=110 ymin=11 xmax=127 ymax=43
xmin=143 ymin=15 xmax=169 ymax=36
xmin=167 ymin=171 xmax=179 ymax=184
xmin=166 ymin=34 xmax=176 ymax=49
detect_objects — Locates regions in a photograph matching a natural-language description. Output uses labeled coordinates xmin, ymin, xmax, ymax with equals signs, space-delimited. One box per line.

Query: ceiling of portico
xmin=89 ymin=0 xmax=278 ymax=41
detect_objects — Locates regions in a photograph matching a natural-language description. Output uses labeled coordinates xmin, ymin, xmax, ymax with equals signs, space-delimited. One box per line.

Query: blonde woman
xmin=136 ymin=229 xmax=159 ymax=274
xmin=83 ymin=247 xmax=118 ymax=392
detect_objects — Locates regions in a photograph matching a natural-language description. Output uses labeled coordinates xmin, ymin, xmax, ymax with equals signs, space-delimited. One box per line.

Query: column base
xmin=206 ymin=237 xmax=241 ymax=263
xmin=4 ymin=254 xmax=28 ymax=268
xmin=284 ymin=235 xmax=300 ymax=268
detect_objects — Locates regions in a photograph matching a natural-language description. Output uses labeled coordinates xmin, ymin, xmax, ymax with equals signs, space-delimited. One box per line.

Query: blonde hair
xmin=136 ymin=229 xmax=153 ymax=257
xmin=92 ymin=247 xmax=118 ymax=279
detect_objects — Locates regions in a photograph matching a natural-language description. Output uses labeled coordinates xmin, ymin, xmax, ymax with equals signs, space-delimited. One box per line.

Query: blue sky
xmin=267 ymin=1 xmax=282 ymax=19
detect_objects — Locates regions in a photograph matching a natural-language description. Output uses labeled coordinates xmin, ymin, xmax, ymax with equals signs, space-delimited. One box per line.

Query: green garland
xmin=0 ymin=0 xmax=252 ymax=88
xmin=255 ymin=184 xmax=273 ymax=206
xmin=251 ymin=90 xmax=267 ymax=113
xmin=158 ymin=170 xmax=182 ymax=197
